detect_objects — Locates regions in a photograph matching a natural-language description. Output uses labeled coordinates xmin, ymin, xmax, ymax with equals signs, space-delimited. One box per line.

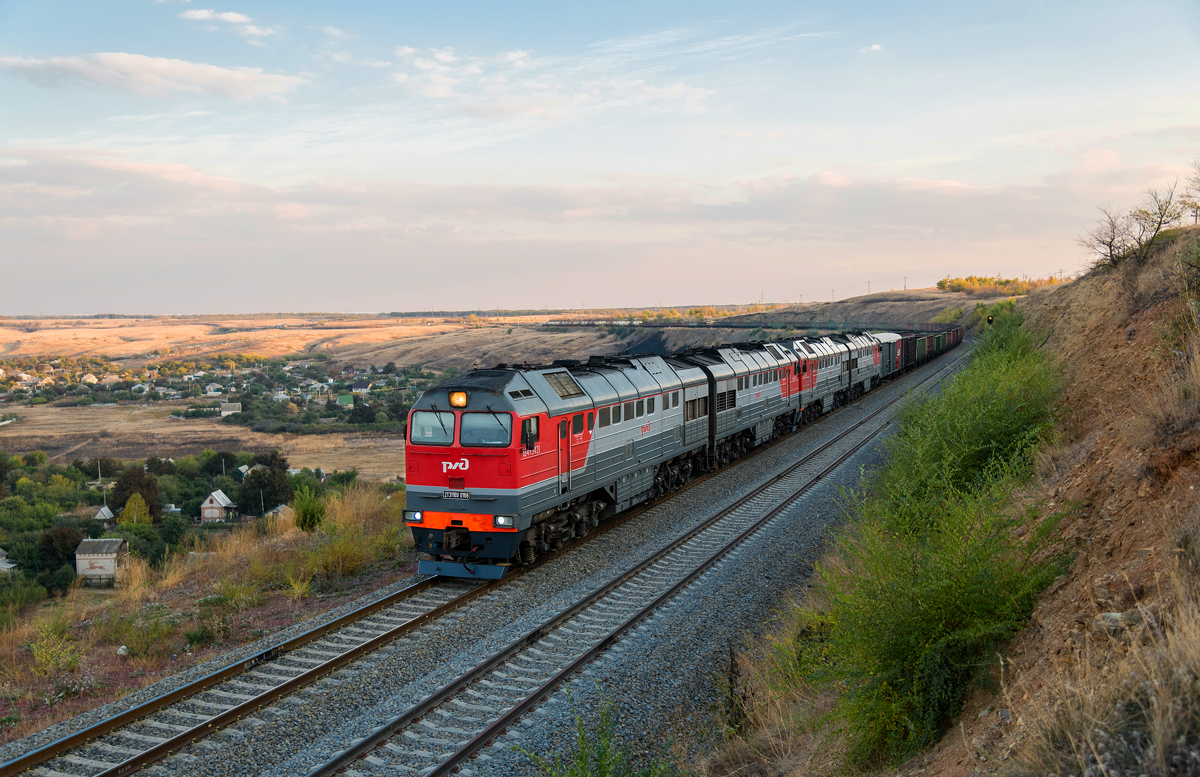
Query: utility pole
xmin=831 ymin=289 xmax=834 ymax=303
xmin=260 ymin=489 xmax=265 ymax=516
xmin=904 ymin=276 xmax=906 ymax=290
xmin=868 ymin=281 xmax=871 ymax=295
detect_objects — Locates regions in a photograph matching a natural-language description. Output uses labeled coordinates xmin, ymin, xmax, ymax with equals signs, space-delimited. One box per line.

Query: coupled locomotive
xmin=403 ymin=327 xmax=961 ymax=578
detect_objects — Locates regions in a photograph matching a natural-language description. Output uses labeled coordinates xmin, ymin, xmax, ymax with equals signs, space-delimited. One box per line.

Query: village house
xmin=74 ymin=538 xmax=128 ymax=586
xmin=204 ymin=383 xmax=224 ymax=396
xmin=93 ymin=505 xmax=115 ymax=528
xmin=200 ymin=489 xmax=238 ymax=522
xmin=0 ymin=368 xmax=6 ymax=380
xmin=0 ymin=547 xmax=15 ymax=573
xmin=336 ymin=394 xmax=354 ymax=410
xmin=80 ymin=373 xmax=98 ymax=384
xmin=220 ymin=402 xmax=242 ymax=417
xmin=351 ymin=381 xmax=373 ymax=394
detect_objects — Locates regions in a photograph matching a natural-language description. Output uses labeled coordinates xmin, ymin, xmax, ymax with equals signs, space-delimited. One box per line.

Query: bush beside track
xmin=735 ymin=304 xmax=1069 ymax=766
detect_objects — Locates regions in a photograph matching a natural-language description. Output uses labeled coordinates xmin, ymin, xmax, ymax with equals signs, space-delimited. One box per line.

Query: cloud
xmin=359 ymin=59 xmax=392 ymax=68
xmin=181 ymin=9 xmax=251 ymax=23
xmin=240 ymin=25 xmax=275 ymax=37
xmin=0 ymin=53 xmax=306 ymax=101
xmin=431 ymin=47 xmax=458 ymax=64
xmin=323 ymin=26 xmax=349 ymax=38
xmin=394 ymin=45 xmax=415 ymax=57
xmin=330 ymin=51 xmax=352 ymax=63
xmin=860 ymin=43 xmax=883 ymax=52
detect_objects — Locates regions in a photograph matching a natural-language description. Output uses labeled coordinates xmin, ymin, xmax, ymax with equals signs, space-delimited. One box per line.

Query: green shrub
xmin=517 ymin=693 xmax=683 ymax=777
xmin=802 ymin=314 xmax=1067 ymax=765
xmin=292 ymin=485 xmax=326 ymax=533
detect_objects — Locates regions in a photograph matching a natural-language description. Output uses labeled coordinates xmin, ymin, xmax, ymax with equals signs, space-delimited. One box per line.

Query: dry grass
xmin=1012 ymin=572 xmax=1200 ymax=777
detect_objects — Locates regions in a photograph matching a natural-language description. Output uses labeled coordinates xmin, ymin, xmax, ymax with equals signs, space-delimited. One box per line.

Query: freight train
xmin=403 ymin=327 xmax=961 ymax=578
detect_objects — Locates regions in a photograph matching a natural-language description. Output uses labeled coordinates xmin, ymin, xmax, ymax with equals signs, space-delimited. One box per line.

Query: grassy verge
xmin=708 ymin=307 xmax=1069 ymax=771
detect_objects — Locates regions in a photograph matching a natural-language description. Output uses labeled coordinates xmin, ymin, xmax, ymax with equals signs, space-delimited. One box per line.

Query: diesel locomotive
xmin=403 ymin=327 xmax=961 ymax=578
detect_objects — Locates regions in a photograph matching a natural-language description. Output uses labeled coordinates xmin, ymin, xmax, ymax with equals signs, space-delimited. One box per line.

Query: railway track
xmin=306 ymin=349 xmax=970 ymax=777
xmin=1 ymin=348 xmax=965 ymax=777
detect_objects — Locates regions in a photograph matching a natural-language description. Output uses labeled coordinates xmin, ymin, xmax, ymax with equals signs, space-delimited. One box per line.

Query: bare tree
xmin=1079 ymin=183 xmax=1184 ymax=270
xmin=1078 ymin=205 xmax=1134 ymax=269
xmin=1182 ymin=156 xmax=1200 ymax=225
xmin=1128 ymin=182 xmax=1184 ymax=264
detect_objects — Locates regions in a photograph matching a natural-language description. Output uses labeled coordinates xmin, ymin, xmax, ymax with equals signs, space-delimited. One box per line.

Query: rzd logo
xmin=442 ymin=458 xmax=470 ymax=473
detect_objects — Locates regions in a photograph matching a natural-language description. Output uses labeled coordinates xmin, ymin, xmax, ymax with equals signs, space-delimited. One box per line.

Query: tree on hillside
xmin=242 ymin=467 xmax=293 ymax=515
xmin=113 ymin=468 xmax=160 ymax=518
xmin=254 ymin=449 xmax=289 ymax=472
xmin=39 ymin=526 xmax=82 ymax=571
xmin=119 ymin=493 xmax=152 ymax=525
xmin=1080 ymin=184 xmax=1184 ymax=269
xmin=200 ymin=451 xmax=239 ymax=478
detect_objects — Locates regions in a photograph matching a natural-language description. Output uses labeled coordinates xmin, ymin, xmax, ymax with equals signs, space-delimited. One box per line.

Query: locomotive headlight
xmin=493 ymin=515 xmax=514 ymax=528
xmin=449 ymin=391 xmax=468 ymax=408
xmin=405 ymin=510 xmax=423 ymax=523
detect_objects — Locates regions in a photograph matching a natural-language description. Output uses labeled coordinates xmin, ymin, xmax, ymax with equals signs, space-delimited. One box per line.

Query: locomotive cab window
xmin=410 ymin=411 xmax=456 ymax=446
xmin=520 ymin=417 xmax=539 ymax=449
xmin=461 ymin=412 xmax=512 ymax=447
xmin=572 ymin=413 xmax=583 ymax=435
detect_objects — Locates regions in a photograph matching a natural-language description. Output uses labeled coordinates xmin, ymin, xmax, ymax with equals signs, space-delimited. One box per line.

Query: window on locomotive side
xmin=648 ymin=397 xmax=655 ymax=414
xmin=572 ymin=413 xmax=583 ymax=435
xmin=599 ymin=407 xmax=611 ymax=427
xmin=624 ymin=401 xmax=635 ymax=420
xmin=588 ymin=412 xmax=594 ymax=431
xmin=635 ymin=400 xmax=644 ymax=418
xmin=612 ymin=404 xmax=621 ymax=424
xmin=673 ymin=391 xmax=679 ymax=407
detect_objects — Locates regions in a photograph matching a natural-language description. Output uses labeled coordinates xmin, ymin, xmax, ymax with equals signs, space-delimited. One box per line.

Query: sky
xmin=1 ymin=0 xmax=1199 ymax=314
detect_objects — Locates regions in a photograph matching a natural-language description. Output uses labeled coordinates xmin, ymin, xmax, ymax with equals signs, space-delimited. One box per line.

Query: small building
xmin=162 ymin=503 xmax=182 ymax=515
xmin=74 ymin=538 xmax=128 ymax=586
xmin=204 ymin=383 xmax=224 ymax=396
xmin=0 ymin=547 xmax=15 ymax=574
xmin=351 ymin=381 xmax=373 ymax=394
xmin=80 ymin=373 xmax=98 ymax=385
xmin=94 ymin=505 xmax=115 ymax=528
xmin=200 ymin=489 xmax=238 ymax=522
xmin=336 ymin=394 xmax=354 ymax=409
xmin=220 ymin=402 xmax=242 ymax=418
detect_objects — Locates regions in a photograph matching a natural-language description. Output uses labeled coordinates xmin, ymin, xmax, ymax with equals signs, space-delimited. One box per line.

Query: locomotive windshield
xmin=460 ymin=412 xmax=512 ymax=447
xmin=410 ymin=411 xmax=455 ymax=446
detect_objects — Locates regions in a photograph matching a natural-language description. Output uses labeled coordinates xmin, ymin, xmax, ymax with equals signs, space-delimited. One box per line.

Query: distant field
xmin=0 ymin=404 xmax=408 ymax=480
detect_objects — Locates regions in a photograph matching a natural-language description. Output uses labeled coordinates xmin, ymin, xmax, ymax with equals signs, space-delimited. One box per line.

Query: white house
xmin=200 ymin=490 xmax=237 ymax=522
xmin=204 ymin=383 xmax=224 ymax=396
xmin=0 ymin=547 xmax=15 ymax=574
xmin=351 ymin=381 xmax=373 ymax=394
xmin=94 ymin=505 xmax=115 ymax=527
xmin=80 ymin=373 xmax=98 ymax=385
xmin=220 ymin=402 xmax=242 ymax=418
xmin=74 ymin=538 xmax=128 ymax=586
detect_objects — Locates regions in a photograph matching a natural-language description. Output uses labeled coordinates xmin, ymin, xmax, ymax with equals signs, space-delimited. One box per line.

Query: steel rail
xmin=308 ymin=347 xmax=969 ymax=777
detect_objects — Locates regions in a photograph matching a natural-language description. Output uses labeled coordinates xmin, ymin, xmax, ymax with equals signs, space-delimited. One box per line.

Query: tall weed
xmin=802 ymin=315 xmax=1066 ymax=765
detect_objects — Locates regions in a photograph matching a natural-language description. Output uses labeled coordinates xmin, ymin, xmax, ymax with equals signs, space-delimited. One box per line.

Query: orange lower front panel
xmin=409 ymin=511 xmax=517 ymax=532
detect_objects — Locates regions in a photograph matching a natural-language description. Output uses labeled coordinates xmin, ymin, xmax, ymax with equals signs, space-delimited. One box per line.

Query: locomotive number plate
xmin=443 ymin=490 xmax=471 ymax=500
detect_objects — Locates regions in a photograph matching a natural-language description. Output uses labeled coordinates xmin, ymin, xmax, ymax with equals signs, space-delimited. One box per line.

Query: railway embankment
xmin=701 ymin=225 xmax=1200 ymax=777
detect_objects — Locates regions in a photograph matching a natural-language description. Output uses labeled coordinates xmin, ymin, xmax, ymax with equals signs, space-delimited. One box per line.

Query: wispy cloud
xmin=0 ymin=53 xmax=306 ymax=101
xmin=181 ymin=9 xmax=250 ymax=23
xmin=323 ymin=26 xmax=350 ymax=39
xmin=861 ymin=43 xmax=883 ymax=52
